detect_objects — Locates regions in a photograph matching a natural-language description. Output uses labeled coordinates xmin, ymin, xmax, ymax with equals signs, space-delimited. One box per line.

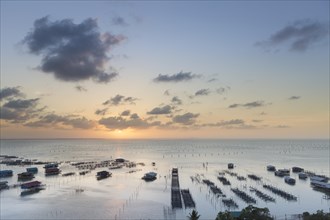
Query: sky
xmin=0 ymin=1 xmax=329 ymax=139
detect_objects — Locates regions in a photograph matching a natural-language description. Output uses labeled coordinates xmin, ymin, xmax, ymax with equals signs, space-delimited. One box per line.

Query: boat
xmin=62 ymin=172 xmax=75 ymax=176
xmin=142 ymin=172 xmax=157 ymax=181
xmin=310 ymin=180 xmax=330 ymax=190
xmin=20 ymin=180 xmax=45 ymax=196
xmin=267 ymin=165 xmax=276 ymax=171
xmin=26 ymin=167 xmax=38 ymax=173
xmin=228 ymin=163 xmax=234 ymax=169
xmin=284 ymin=176 xmax=296 ymax=185
xmin=96 ymin=171 xmax=111 ymax=180
xmin=0 ymin=181 xmax=9 ymax=190
xmin=310 ymin=175 xmax=328 ymax=182
xmin=275 ymin=170 xmax=290 ymax=177
xmin=45 ymin=167 xmax=60 ymax=176
xmin=18 ymin=172 xmax=35 ymax=181
xmin=292 ymin=167 xmax=304 ymax=173
xmin=0 ymin=170 xmax=13 ymax=178
xmin=298 ymin=172 xmax=308 ymax=179
xmin=43 ymin=163 xmax=58 ymax=169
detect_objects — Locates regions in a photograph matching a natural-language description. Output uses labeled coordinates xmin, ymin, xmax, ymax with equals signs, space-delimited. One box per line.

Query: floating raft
xmin=171 ymin=168 xmax=182 ymax=208
xmin=181 ymin=189 xmax=195 ymax=208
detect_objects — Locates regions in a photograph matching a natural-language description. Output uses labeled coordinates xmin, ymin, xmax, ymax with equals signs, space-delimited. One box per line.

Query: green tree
xmin=188 ymin=210 xmax=201 ymax=220
xmin=238 ymin=205 xmax=273 ymax=220
xmin=215 ymin=211 xmax=235 ymax=220
xmin=303 ymin=210 xmax=330 ymax=220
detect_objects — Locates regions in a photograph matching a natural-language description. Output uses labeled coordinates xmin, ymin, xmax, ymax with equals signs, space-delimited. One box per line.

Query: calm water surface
xmin=0 ymin=139 xmax=329 ymax=219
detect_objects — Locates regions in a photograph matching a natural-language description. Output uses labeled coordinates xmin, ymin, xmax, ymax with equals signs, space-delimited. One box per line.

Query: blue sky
xmin=0 ymin=1 xmax=329 ymax=139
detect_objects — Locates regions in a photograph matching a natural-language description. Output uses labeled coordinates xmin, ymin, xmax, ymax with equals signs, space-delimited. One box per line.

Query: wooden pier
xmin=181 ymin=189 xmax=195 ymax=208
xmin=171 ymin=168 xmax=182 ymax=208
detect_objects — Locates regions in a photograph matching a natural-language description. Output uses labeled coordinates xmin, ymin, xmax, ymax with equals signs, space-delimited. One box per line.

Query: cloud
xmin=228 ymin=101 xmax=267 ymax=109
xmin=147 ymin=105 xmax=172 ymax=115
xmin=3 ymin=98 xmax=39 ymax=109
xmin=203 ymin=119 xmax=256 ymax=129
xmin=103 ymin=94 xmax=137 ymax=106
xmin=112 ymin=16 xmax=128 ymax=26
xmin=252 ymin=119 xmax=263 ymax=123
xmin=75 ymin=85 xmax=87 ymax=92
xmin=1 ymin=97 xmax=45 ymax=123
xmin=26 ymin=113 xmax=96 ymax=129
xmin=95 ymin=108 xmax=108 ymax=116
xmin=23 ymin=16 xmax=124 ymax=83
xmin=99 ymin=115 xmax=160 ymax=130
xmin=0 ymin=87 xmax=23 ymax=100
xmin=153 ymin=71 xmax=200 ymax=83
xmin=171 ymin=96 xmax=182 ymax=105
xmin=164 ymin=90 xmax=170 ymax=96
xmin=216 ymin=86 xmax=230 ymax=95
xmin=274 ymin=125 xmax=290 ymax=128
xmin=256 ymin=19 xmax=329 ymax=52
xmin=172 ymin=112 xmax=199 ymax=125
xmin=207 ymin=78 xmax=217 ymax=83
xmin=288 ymin=96 xmax=301 ymax=100
xmin=195 ymin=89 xmax=210 ymax=96
xmin=121 ymin=110 xmax=131 ymax=116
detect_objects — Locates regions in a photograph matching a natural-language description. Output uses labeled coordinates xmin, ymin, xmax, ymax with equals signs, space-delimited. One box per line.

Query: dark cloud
xmin=172 ymin=112 xmax=199 ymax=125
xmin=147 ymin=105 xmax=172 ymax=115
xmin=153 ymin=71 xmax=200 ymax=83
xmin=1 ymin=96 xmax=45 ymax=123
xmin=252 ymin=119 xmax=263 ymax=123
xmin=3 ymin=98 xmax=39 ymax=109
xmin=0 ymin=87 xmax=23 ymax=100
xmin=99 ymin=115 xmax=160 ymax=130
xmin=228 ymin=103 xmax=240 ymax=108
xmin=256 ymin=19 xmax=329 ymax=52
xmin=112 ymin=16 xmax=129 ymax=26
xmin=121 ymin=110 xmax=131 ymax=116
xmin=75 ymin=85 xmax=87 ymax=92
xmin=195 ymin=89 xmax=210 ymax=96
xmin=95 ymin=108 xmax=108 ymax=116
xmin=228 ymin=101 xmax=267 ymax=109
xmin=171 ymin=96 xmax=182 ymax=105
xmin=23 ymin=16 xmax=124 ymax=83
xmin=103 ymin=94 xmax=137 ymax=106
xmin=288 ymin=96 xmax=301 ymax=100
xmin=26 ymin=113 xmax=96 ymax=129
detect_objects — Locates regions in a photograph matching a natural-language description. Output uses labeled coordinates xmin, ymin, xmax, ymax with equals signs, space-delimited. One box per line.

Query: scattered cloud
xmin=147 ymin=105 xmax=172 ymax=115
xmin=153 ymin=71 xmax=200 ymax=83
xmin=103 ymin=94 xmax=137 ymax=106
xmin=121 ymin=110 xmax=131 ymax=116
xmin=172 ymin=112 xmax=199 ymax=125
xmin=207 ymin=78 xmax=217 ymax=83
xmin=171 ymin=96 xmax=182 ymax=105
xmin=195 ymin=89 xmax=210 ymax=96
xmin=203 ymin=119 xmax=256 ymax=129
xmin=99 ymin=115 xmax=160 ymax=130
xmin=256 ymin=19 xmax=329 ymax=52
xmin=26 ymin=113 xmax=96 ymax=129
xmin=112 ymin=16 xmax=129 ymax=26
xmin=288 ymin=96 xmax=301 ymax=100
xmin=95 ymin=108 xmax=108 ymax=116
xmin=228 ymin=101 xmax=268 ymax=109
xmin=252 ymin=119 xmax=263 ymax=123
xmin=23 ymin=16 xmax=124 ymax=83
xmin=0 ymin=87 xmax=23 ymax=100
xmin=75 ymin=85 xmax=87 ymax=92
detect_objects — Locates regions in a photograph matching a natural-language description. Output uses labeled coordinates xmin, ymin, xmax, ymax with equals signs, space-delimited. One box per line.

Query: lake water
xmin=0 ymin=139 xmax=329 ymax=219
